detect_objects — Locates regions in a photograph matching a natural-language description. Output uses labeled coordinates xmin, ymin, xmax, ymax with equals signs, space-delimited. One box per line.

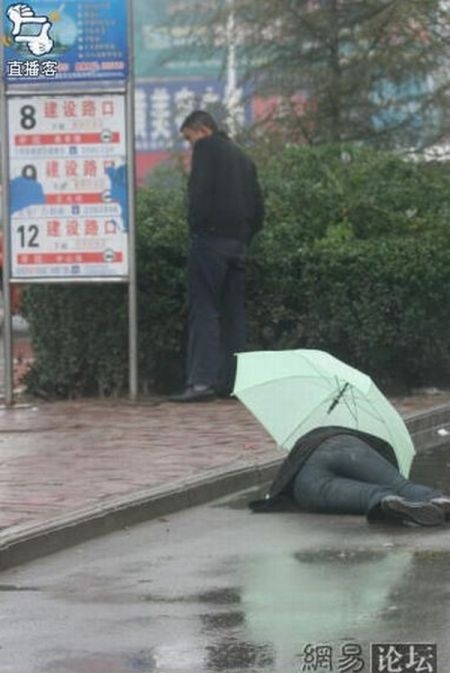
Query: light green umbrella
xmin=233 ymin=349 xmax=415 ymax=476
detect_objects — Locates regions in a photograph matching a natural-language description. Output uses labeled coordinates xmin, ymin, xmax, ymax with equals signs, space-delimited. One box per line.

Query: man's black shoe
xmin=431 ymin=496 xmax=450 ymax=521
xmin=216 ymin=388 xmax=237 ymax=400
xmin=381 ymin=495 xmax=444 ymax=527
xmin=168 ymin=385 xmax=216 ymax=403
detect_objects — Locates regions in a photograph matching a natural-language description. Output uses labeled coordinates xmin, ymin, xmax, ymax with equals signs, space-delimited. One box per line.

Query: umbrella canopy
xmin=233 ymin=349 xmax=415 ymax=476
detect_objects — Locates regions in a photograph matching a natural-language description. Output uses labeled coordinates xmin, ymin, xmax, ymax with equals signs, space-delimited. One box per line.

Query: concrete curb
xmin=0 ymin=405 xmax=450 ymax=571
xmin=404 ymin=404 xmax=450 ymax=450
xmin=0 ymin=459 xmax=282 ymax=571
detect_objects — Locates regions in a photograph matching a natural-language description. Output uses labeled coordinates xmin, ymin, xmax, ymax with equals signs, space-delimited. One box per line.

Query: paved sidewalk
xmin=0 ymin=390 xmax=450 ymax=569
xmin=0 ymin=395 xmax=283 ymax=569
xmin=0 ymin=397 xmax=277 ymax=532
xmin=2 ymin=331 xmax=450 ymax=570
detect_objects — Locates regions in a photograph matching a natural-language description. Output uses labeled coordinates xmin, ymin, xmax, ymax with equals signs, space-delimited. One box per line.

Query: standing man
xmin=170 ymin=110 xmax=264 ymax=402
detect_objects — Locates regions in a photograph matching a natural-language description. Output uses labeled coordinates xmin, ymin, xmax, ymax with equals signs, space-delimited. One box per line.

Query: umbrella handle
xmin=327 ymin=382 xmax=350 ymax=414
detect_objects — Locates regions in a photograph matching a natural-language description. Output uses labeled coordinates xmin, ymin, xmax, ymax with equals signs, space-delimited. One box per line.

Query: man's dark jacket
xmin=188 ymin=132 xmax=264 ymax=243
xmin=249 ymin=426 xmax=398 ymax=512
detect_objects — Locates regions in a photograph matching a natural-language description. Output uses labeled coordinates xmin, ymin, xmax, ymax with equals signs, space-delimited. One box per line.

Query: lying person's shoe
xmin=168 ymin=385 xmax=216 ymax=403
xmin=381 ymin=495 xmax=444 ymax=527
xmin=430 ymin=496 xmax=450 ymax=521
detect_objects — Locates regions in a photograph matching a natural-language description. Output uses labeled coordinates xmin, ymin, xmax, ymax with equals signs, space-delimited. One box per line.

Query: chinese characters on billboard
xmin=135 ymin=79 xmax=250 ymax=154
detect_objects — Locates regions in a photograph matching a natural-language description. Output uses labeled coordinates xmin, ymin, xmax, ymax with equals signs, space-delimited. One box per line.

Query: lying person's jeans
xmin=292 ymin=434 xmax=442 ymax=516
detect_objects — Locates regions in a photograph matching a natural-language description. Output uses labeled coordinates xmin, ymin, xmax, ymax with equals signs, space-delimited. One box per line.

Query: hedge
xmin=247 ymin=235 xmax=450 ymax=389
xmin=20 ymin=145 xmax=450 ymax=397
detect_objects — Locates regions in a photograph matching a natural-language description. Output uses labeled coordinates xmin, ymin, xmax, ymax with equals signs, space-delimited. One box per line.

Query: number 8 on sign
xmin=20 ymin=105 xmax=37 ymax=130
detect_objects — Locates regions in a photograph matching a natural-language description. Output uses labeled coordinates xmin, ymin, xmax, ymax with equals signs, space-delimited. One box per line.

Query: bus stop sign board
xmin=1 ymin=1 xmax=131 ymax=280
xmin=7 ymin=92 xmax=129 ymax=280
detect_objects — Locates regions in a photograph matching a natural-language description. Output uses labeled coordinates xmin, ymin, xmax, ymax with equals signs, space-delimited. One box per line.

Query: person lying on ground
xmin=249 ymin=426 xmax=450 ymax=527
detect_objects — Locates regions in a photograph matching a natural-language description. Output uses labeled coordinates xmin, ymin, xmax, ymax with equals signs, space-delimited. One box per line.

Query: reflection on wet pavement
xmin=0 ymin=583 xmax=40 ymax=592
xmin=12 ymin=546 xmax=449 ymax=673
xmin=205 ymin=639 xmax=274 ymax=671
xmin=43 ymin=652 xmax=158 ymax=673
xmin=1 ymin=444 xmax=450 ymax=673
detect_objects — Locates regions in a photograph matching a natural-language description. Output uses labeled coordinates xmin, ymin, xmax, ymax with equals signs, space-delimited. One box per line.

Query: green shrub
xmin=135 ymin=165 xmax=187 ymax=392
xmin=261 ymin=235 xmax=450 ymax=388
xmin=257 ymin=143 xmax=450 ymax=245
xmin=22 ymin=283 xmax=128 ymax=398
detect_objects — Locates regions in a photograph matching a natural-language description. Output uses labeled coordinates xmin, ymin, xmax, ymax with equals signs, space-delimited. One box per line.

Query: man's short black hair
xmin=180 ymin=110 xmax=219 ymax=133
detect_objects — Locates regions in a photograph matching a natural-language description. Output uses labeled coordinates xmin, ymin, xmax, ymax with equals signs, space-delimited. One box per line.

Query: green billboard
xmin=134 ymin=0 xmax=224 ymax=80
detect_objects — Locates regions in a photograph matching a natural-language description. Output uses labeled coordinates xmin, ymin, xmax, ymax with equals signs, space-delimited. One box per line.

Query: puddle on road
xmin=293 ymin=548 xmax=394 ymax=564
xmin=0 ymin=584 xmax=41 ymax=592
xmin=196 ymin=587 xmax=242 ymax=605
xmin=205 ymin=638 xmax=274 ymax=671
xmin=20 ymin=548 xmax=450 ymax=673
xmin=43 ymin=651 xmax=158 ymax=673
xmin=201 ymin=611 xmax=245 ymax=630
xmin=143 ymin=586 xmax=242 ymax=605
xmin=138 ymin=551 xmax=450 ymax=669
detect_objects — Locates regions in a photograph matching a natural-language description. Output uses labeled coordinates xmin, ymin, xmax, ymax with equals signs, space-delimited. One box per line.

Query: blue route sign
xmin=2 ymin=0 xmax=129 ymax=84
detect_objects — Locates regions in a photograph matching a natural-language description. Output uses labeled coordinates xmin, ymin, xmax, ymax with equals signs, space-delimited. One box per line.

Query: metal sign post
xmin=0 ymin=84 xmax=14 ymax=405
xmin=1 ymin=0 xmax=137 ymax=404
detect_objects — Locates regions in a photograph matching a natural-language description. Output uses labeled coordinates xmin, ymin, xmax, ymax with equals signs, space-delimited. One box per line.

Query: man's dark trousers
xmin=186 ymin=233 xmax=247 ymax=393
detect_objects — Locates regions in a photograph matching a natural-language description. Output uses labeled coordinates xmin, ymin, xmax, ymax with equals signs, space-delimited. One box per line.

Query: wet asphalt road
xmin=1 ymin=446 xmax=450 ymax=673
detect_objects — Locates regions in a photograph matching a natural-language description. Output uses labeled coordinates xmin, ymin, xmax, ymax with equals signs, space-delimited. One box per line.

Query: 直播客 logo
xmin=6 ymin=3 xmax=54 ymax=56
